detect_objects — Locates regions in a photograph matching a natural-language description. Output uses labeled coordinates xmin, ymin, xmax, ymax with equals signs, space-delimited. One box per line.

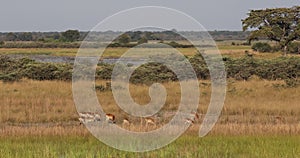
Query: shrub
xmin=284 ymin=78 xmax=300 ymax=88
xmin=0 ymin=72 xmax=21 ymax=82
xmin=137 ymin=37 xmax=148 ymax=44
xmin=271 ymin=44 xmax=282 ymax=52
xmin=1 ymin=55 xmax=300 ymax=84
xmin=252 ymin=42 xmax=272 ymax=52
xmin=287 ymin=42 xmax=300 ymax=54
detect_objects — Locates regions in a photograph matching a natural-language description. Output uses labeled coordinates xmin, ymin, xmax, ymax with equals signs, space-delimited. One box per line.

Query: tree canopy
xmin=242 ymin=6 xmax=300 ymax=55
xmin=61 ymin=30 xmax=80 ymax=42
xmin=118 ymin=34 xmax=131 ymax=44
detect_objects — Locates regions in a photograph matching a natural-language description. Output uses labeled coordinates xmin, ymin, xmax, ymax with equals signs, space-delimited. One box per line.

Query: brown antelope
xmin=274 ymin=116 xmax=284 ymax=124
xmin=106 ymin=113 xmax=116 ymax=124
xmin=185 ymin=118 xmax=195 ymax=125
xmin=145 ymin=117 xmax=156 ymax=128
xmin=183 ymin=111 xmax=199 ymax=126
xmin=122 ymin=118 xmax=130 ymax=127
xmin=191 ymin=111 xmax=200 ymax=123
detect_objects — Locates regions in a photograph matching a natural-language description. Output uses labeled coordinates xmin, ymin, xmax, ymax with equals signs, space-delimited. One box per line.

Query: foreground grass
xmin=0 ymin=135 xmax=299 ymax=158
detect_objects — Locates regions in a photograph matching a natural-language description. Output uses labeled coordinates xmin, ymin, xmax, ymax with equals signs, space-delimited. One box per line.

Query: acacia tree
xmin=242 ymin=6 xmax=300 ymax=56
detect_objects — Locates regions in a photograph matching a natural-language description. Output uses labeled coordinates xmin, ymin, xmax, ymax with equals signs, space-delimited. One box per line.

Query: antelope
xmin=274 ymin=116 xmax=284 ymax=124
xmin=78 ymin=117 xmax=85 ymax=125
xmin=106 ymin=113 xmax=116 ymax=124
xmin=185 ymin=118 xmax=195 ymax=125
xmin=78 ymin=112 xmax=96 ymax=125
xmin=78 ymin=111 xmax=105 ymax=125
xmin=79 ymin=112 xmax=94 ymax=119
xmin=183 ymin=111 xmax=199 ymax=125
xmin=191 ymin=111 xmax=200 ymax=123
xmin=122 ymin=118 xmax=130 ymax=127
xmin=78 ymin=117 xmax=96 ymax=125
xmin=94 ymin=112 xmax=101 ymax=121
xmin=145 ymin=117 xmax=156 ymax=128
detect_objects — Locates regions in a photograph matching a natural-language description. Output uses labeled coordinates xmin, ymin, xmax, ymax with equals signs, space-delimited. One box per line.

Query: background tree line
xmin=0 ymin=30 xmax=250 ymax=43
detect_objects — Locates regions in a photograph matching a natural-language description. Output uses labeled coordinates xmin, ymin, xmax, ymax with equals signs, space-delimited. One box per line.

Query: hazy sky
xmin=0 ymin=0 xmax=299 ymax=32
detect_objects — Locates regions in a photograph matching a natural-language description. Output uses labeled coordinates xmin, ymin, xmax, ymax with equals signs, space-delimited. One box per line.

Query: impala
xmin=185 ymin=118 xmax=195 ymax=125
xmin=145 ymin=117 xmax=156 ymax=128
xmin=122 ymin=118 xmax=130 ymax=127
xmin=78 ymin=112 xmax=96 ymax=125
xmin=191 ymin=111 xmax=200 ymax=123
xmin=79 ymin=112 xmax=94 ymax=119
xmin=105 ymin=113 xmax=116 ymax=124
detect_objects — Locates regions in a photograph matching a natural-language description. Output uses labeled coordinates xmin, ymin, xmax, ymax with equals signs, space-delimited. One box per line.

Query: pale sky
xmin=0 ymin=0 xmax=299 ymax=32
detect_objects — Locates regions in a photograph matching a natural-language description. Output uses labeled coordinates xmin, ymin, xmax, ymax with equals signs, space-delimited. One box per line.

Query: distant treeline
xmin=0 ymin=30 xmax=250 ymax=42
xmin=1 ymin=54 xmax=299 ymax=87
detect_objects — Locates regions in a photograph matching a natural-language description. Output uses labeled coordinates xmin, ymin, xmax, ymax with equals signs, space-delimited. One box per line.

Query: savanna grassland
xmin=0 ymin=42 xmax=300 ymax=157
xmin=0 ymin=42 xmax=292 ymax=59
xmin=0 ymin=78 xmax=300 ymax=157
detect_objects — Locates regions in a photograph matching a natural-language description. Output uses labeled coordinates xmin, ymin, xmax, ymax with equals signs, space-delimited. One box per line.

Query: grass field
xmin=0 ymin=43 xmax=299 ymax=157
xmin=0 ymin=78 xmax=299 ymax=156
xmin=1 ymin=47 xmax=296 ymax=60
xmin=0 ymin=136 xmax=299 ymax=158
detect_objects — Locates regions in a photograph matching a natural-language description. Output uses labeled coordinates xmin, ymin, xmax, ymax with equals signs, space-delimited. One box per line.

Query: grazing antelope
xmin=145 ymin=117 xmax=156 ymax=128
xmin=94 ymin=112 xmax=101 ymax=121
xmin=185 ymin=118 xmax=195 ymax=125
xmin=122 ymin=118 xmax=130 ymax=127
xmin=78 ymin=112 xmax=96 ymax=125
xmin=193 ymin=111 xmax=199 ymax=120
xmin=79 ymin=112 xmax=94 ymax=119
xmin=183 ymin=111 xmax=199 ymax=126
xmin=78 ymin=117 xmax=96 ymax=125
xmin=274 ymin=116 xmax=284 ymax=124
xmin=191 ymin=111 xmax=200 ymax=123
xmin=78 ymin=111 xmax=105 ymax=125
xmin=78 ymin=117 xmax=85 ymax=125
xmin=105 ymin=113 xmax=116 ymax=124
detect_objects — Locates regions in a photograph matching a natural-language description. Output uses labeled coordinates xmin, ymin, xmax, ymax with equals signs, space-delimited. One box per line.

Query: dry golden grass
xmin=0 ymin=80 xmax=77 ymax=123
xmin=0 ymin=78 xmax=299 ymax=136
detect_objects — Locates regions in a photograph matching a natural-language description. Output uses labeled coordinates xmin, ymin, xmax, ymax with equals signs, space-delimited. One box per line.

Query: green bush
xmin=287 ymin=42 xmax=300 ymax=54
xmin=252 ymin=42 xmax=272 ymax=52
xmin=1 ymin=55 xmax=300 ymax=85
xmin=0 ymin=72 xmax=21 ymax=82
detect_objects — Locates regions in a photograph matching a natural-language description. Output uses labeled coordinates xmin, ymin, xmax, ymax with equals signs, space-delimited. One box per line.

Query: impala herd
xmin=78 ymin=110 xmax=201 ymax=128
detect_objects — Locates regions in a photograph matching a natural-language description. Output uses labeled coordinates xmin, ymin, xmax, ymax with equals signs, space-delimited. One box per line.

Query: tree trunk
xmin=283 ymin=45 xmax=287 ymax=56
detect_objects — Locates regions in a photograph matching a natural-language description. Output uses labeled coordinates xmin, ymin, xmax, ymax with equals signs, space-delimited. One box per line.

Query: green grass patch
xmin=0 ymin=135 xmax=299 ymax=158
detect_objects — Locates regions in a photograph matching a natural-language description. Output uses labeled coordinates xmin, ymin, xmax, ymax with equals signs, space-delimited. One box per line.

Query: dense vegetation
xmin=251 ymin=42 xmax=300 ymax=54
xmin=0 ymin=30 xmax=250 ymax=42
xmin=1 ymin=54 xmax=299 ymax=86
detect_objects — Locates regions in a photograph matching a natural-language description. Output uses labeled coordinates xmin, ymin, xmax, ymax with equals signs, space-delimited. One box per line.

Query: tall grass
xmin=0 ymin=78 xmax=299 ymax=136
xmin=0 ymin=78 xmax=299 ymax=157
